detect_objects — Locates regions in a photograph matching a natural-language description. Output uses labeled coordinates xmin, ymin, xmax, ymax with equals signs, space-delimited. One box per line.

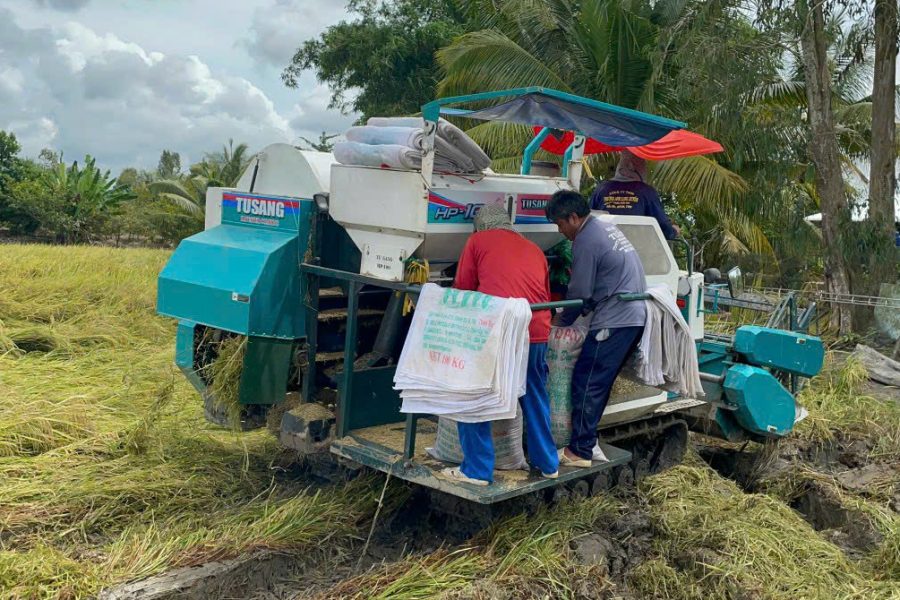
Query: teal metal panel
xmin=724 ymin=364 xmax=796 ymax=437
xmin=157 ymin=222 xmax=309 ymax=339
xmin=175 ymin=319 xmax=207 ymax=396
xmin=697 ymin=340 xmax=730 ymax=402
xmin=238 ymin=336 xmax=294 ymax=405
xmin=733 ymin=326 xmax=825 ymax=378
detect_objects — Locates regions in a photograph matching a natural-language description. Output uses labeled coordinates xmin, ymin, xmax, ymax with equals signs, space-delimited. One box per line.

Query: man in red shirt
xmin=442 ymin=203 xmax=559 ymax=485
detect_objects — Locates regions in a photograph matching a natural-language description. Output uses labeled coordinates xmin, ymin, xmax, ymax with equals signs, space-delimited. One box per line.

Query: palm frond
xmin=155 ymin=193 xmax=203 ymax=215
xmin=748 ymin=80 xmax=807 ymax=107
xmin=463 ymin=122 xmax=534 ymax=158
xmin=436 ymin=30 xmax=573 ymax=97
xmin=148 ymin=180 xmax=195 ymax=200
xmin=652 ymin=155 xmax=749 ymax=214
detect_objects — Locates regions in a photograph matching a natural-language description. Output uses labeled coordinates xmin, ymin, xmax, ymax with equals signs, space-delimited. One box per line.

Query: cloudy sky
xmin=0 ymin=0 xmax=356 ymax=172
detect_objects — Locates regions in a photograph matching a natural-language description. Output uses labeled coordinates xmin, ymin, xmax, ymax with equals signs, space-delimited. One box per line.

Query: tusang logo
xmin=236 ymin=197 xmax=285 ymax=218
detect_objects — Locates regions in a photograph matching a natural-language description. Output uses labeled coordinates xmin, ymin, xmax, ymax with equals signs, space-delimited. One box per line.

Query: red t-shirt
xmin=453 ymin=229 xmax=551 ymax=343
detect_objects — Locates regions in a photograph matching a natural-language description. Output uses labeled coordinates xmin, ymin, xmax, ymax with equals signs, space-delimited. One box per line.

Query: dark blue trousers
xmin=458 ymin=343 xmax=559 ymax=482
xmin=567 ymin=326 xmax=644 ymax=460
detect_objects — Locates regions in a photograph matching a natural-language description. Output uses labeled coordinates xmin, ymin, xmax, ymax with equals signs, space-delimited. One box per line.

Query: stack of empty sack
xmin=334 ymin=117 xmax=492 ymax=173
xmin=394 ymin=283 xmax=531 ymax=470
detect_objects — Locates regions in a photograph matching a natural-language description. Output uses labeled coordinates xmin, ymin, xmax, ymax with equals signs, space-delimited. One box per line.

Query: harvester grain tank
xmin=157 ymin=88 xmax=824 ymax=503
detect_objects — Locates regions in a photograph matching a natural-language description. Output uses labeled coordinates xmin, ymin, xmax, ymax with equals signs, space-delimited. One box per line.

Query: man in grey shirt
xmin=546 ymin=190 xmax=646 ymax=467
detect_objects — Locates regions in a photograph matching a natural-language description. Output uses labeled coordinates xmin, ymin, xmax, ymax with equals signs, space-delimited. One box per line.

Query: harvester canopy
xmin=534 ymin=127 xmax=724 ymax=160
xmin=419 ymin=86 xmax=689 ymax=185
xmin=433 ymin=88 xmax=685 ymax=147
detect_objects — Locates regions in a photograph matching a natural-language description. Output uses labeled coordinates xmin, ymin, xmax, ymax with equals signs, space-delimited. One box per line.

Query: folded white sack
xmin=629 ymin=285 xmax=704 ymax=398
xmin=394 ymin=283 xmax=531 ymax=423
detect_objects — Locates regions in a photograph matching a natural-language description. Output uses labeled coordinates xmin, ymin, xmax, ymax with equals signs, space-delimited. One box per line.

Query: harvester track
xmin=419 ymin=415 xmax=689 ymax=536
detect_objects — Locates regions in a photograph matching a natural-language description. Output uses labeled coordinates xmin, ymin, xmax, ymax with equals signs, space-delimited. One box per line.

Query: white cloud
xmin=0 ymin=8 xmax=299 ymax=170
xmin=7 ymin=117 xmax=58 ymax=152
xmin=29 ymin=0 xmax=89 ymax=12
xmin=242 ymin=0 xmax=349 ymax=67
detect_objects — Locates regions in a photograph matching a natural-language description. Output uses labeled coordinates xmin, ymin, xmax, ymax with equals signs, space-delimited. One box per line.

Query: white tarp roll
xmin=366 ymin=116 xmax=492 ymax=171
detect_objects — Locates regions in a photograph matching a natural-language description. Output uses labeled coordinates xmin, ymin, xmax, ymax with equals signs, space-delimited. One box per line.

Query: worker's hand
xmin=673 ymin=224 xmax=682 ymax=237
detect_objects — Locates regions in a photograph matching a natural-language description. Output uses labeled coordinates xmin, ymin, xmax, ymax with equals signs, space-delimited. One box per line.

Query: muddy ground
xmin=104 ymin=382 xmax=899 ymax=600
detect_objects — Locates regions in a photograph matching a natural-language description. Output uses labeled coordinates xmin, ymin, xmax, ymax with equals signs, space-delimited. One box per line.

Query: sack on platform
xmin=547 ymin=321 xmax=589 ymax=448
xmin=427 ymin=411 xmax=528 ymax=470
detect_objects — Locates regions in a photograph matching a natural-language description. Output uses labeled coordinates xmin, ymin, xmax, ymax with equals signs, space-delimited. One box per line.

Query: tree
xmin=0 ymin=131 xmax=43 ymax=234
xmin=150 ymin=140 xmax=252 ymax=216
xmin=0 ymin=131 xmax=22 ymax=174
xmin=149 ymin=176 xmax=208 ymax=215
xmin=868 ymin=0 xmax=898 ymax=287
xmin=438 ymin=0 xmax=779 ymax=261
xmin=204 ymin=139 xmax=251 ymax=186
xmin=283 ymin=0 xmax=470 ymax=119
xmin=38 ymin=148 xmax=60 ymax=167
xmin=797 ymin=0 xmax=853 ymax=333
xmin=8 ymin=155 xmax=134 ymax=243
xmin=298 ymin=131 xmax=339 ymax=152
xmin=755 ymin=0 xmax=884 ymax=333
xmin=157 ymin=150 xmax=182 ymax=179
xmin=117 ymin=168 xmax=139 ymax=188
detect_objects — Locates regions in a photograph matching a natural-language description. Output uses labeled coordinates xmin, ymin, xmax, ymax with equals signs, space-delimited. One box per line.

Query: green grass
xmin=796 ymin=354 xmax=900 ymax=461
xmin=0 ymin=244 xmax=379 ymax=599
xmin=2 ymin=243 xmax=898 ymax=599
xmin=321 ymin=495 xmax=623 ymax=600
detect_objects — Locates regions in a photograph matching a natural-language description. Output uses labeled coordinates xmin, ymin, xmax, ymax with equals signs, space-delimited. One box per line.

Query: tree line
xmin=0 ymin=133 xmax=255 ymax=247
xmin=288 ymin=0 xmax=898 ymax=334
xmin=0 ymin=0 xmax=895 ymax=336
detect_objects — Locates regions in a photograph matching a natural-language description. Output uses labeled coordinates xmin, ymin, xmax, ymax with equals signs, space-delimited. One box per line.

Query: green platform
xmin=330 ymin=420 xmax=632 ymax=504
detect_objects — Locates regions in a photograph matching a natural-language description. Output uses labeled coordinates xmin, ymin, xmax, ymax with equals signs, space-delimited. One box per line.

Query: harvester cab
xmin=156 ymin=87 xmax=825 ymax=504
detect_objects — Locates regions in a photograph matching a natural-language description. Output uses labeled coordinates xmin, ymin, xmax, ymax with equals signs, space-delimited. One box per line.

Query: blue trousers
xmin=458 ymin=343 xmax=559 ymax=482
xmin=568 ymin=326 xmax=644 ymax=460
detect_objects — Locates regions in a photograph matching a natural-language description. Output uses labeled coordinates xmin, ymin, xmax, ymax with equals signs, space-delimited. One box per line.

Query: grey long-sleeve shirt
xmin=558 ymin=215 xmax=647 ymax=330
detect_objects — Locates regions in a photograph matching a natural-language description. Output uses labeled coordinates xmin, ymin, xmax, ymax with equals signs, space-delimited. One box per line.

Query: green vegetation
xmin=0 ymin=245 xmax=383 ymax=599
xmin=0 ymin=135 xmax=255 ymax=247
xmin=796 ymin=355 xmax=900 ymax=461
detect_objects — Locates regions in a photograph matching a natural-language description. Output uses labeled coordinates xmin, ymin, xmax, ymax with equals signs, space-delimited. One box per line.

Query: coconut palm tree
xmin=439 ymin=0 xmax=780 ymax=262
xmin=150 ymin=140 xmax=253 ymax=215
xmin=440 ymin=0 xmax=886 ymax=281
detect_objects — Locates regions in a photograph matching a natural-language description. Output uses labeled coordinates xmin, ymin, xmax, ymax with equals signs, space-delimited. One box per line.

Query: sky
xmin=0 ymin=0 xmax=357 ymax=172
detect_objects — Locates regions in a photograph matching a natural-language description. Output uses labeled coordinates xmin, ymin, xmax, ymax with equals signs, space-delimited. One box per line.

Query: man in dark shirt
xmin=546 ymin=190 xmax=647 ymax=468
xmin=590 ymin=150 xmax=680 ymax=239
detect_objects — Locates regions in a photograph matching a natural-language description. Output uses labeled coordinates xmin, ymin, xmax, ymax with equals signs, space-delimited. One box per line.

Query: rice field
xmin=0 ymin=245 xmax=384 ymax=598
xmin=1 ymin=243 xmax=898 ymax=599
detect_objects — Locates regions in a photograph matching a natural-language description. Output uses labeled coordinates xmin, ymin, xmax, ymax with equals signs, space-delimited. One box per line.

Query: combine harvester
xmin=157 ymin=88 xmax=824 ymax=505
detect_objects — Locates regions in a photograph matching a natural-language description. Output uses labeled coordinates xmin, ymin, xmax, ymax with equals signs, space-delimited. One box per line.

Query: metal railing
xmin=300 ymin=262 xmax=587 ymax=459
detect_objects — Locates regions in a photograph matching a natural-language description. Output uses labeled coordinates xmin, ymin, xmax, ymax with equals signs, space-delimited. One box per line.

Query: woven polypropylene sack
xmin=547 ymin=324 xmax=588 ymax=448
xmin=428 ymin=412 xmax=527 ymax=470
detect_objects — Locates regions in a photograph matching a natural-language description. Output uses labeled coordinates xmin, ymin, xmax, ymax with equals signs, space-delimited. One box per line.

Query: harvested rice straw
xmin=205 ymin=335 xmax=247 ymax=429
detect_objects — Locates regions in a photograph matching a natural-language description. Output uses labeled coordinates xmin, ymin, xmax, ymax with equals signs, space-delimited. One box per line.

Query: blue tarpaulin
xmin=460 ymin=91 xmax=682 ymax=148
